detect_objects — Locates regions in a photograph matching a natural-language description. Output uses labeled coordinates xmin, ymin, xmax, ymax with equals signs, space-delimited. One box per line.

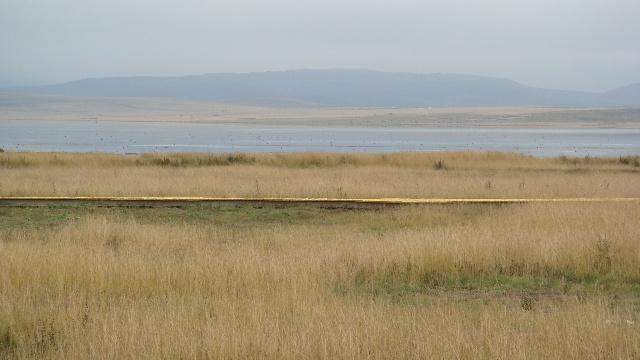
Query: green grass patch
xmin=0 ymin=203 xmax=497 ymax=231
xmin=0 ymin=207 xmax=78 ymax=230
xmin=339 ymin=270 xmax=640 ymax=300
xmin=0 ymin=204 xmax=376 ymax=230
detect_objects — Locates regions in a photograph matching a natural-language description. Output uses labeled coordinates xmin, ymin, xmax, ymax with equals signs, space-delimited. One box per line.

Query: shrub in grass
xmin=433 ymin=160 xmax=446 ymax=170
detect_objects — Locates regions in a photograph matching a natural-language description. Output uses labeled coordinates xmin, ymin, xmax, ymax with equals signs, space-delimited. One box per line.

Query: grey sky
xmin=1 ymin=0 xmax=639 ymax=91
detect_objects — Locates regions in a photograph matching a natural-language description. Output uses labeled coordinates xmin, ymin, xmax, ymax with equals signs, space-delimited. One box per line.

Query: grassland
xmin=1 ymin=151 xmax=640 ymax=358
xmin=1 ymin=151 xmax=639 ymax=198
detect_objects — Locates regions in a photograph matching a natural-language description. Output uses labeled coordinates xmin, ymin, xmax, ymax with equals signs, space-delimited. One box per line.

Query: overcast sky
xmin=1 ymin=0 xmax=639 ymax=91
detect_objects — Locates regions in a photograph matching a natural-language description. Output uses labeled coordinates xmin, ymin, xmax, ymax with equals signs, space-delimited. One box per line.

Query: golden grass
xmin=1 ymin=203 xmax=640 ymax=358
xmin=1 ymin=151 xmax=639 ymax=169
xmin=0 ymin=152 xmax=639 ymax=198
xmin=1 ymin=151 xmax=640 ymax=358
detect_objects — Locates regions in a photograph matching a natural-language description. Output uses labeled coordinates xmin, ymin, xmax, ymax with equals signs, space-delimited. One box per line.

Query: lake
xmin=1 ymin=120 xmax=639 ymax=157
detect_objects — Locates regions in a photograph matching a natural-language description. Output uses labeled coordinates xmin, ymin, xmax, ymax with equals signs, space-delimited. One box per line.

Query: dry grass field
xmin=1 ymin=151 xmax=640 ymax=358
xmin=1 ymin=151 xmax=639 ymax=198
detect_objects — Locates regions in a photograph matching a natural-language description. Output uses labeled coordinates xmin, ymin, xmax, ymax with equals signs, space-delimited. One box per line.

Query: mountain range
xmin=10 ymin=69 xmax=640 ymax=107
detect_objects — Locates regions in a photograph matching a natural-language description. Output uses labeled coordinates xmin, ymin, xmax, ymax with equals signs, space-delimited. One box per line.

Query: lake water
xmin=1 ymin=120 xmax=639 ymax=157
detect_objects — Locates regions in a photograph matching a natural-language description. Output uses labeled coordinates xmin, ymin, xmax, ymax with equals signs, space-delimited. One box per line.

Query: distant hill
xmin=604 ymin=83 xmax=640 ymax=107
xmin=13 ymin=69 xmax=639 ymax=107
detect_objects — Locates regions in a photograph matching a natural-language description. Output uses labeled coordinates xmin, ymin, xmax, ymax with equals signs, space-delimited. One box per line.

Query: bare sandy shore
xmin=1 ymin=93 xmax=639 ymax=128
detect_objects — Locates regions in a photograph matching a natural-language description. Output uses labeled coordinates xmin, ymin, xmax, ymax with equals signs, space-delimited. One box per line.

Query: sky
xmin=1 ymin=0 xmax=639 ymax=91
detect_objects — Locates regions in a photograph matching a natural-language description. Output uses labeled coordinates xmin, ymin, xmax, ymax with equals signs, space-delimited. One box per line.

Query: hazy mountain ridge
xmin=604 ymin=83 xmax=640 ymax=105
xmin=15 ymin=69 xmax=640 ymax=107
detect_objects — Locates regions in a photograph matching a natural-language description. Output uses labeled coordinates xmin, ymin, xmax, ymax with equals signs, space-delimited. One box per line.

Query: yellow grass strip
xmin=1 ymin=196 xmax=640 ymax=206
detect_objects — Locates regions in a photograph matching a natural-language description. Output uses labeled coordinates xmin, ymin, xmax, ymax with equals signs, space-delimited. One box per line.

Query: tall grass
xmin=1 ymin=203 xmax=639 ymax=358
xmin=2 ymin=151 xmax=639 ymax=169
xmin=1 ymin=152 xmax=639 ymax=198
xmin=1 ymin=151 xmax=640 ymax=357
